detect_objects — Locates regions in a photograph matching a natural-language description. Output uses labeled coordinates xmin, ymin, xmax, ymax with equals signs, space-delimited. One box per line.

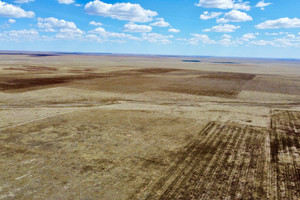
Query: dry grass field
xmin=0 ymin=52 xmax=299 ymax=199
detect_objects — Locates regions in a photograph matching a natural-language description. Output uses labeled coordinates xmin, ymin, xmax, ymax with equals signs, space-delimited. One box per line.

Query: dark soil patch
xmin=182 ymin=60 xmax=201 ymax=63
xmin=4 ymin=66 xmax=57 ymax=71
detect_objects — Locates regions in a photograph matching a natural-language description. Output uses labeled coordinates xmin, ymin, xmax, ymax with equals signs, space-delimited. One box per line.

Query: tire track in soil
xmin=209 ymin=126 xmax=246 ymax=199
xmin=132 ymin=111 xmax=299 ymax=200
xmin=130 ymin=122 xmax=217 ymax=200
xmin=221 ymin=126 xmax=250 ymax=199
xmin=155 ymin=123 xmax=227 ymax=200
xmin=240 ymin=127 xmax=267 ymax=199
xmin=270 ymin=110 xmax=300 ymax=200
xmin=133 ymin=122 xmax=271 ymax=200
xmin=228 ymin=127 xmax=256 ymax=199
xmin=159 ymin=124 xmax=234 ymax=199
xmin=195 ymin=125 xmax=243 ymax=199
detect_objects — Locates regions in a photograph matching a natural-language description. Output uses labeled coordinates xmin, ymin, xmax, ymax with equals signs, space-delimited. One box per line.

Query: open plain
xmin=0 ymin=52 xmax=299 ymax=199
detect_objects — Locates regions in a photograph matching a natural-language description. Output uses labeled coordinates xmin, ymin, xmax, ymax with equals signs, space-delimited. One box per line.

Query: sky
xmin=0 ymin=0 xmax=300 ymax=58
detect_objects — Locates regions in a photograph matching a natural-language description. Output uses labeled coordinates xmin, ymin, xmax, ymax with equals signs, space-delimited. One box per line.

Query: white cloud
xmin=232 ymin=1 xmax=250 ymax=11
xmin=200 ymin=11 xmax=222 ymax=20
xmin=56 ymin=28 xmax=84 ymax=39
xmin=0 ymin=1 xmax=35 ymax=18
xmin=142 ymin=33 xmax=173 ymax=44
xmin=250 ymin=40 xmax=273 ymax=46
xmin=38 ymin=17 xmax=77 ymax=32
xmin=14 ymin=0 xmax=34 ymax=3
xmin=265 ymin=32 xmax=288 ymax=36
xmin=196 ymin=0 xmax=250 ymax=11
xmin=218 ymin=33 xmax=257 ymax=46
xmin=241 ymin=33 xmax=256 ymax=41
xmin=256 ymin=18 xmax=300 ymax=29
xmin=217 ymin=10 xmax=252 ymax=23
xmin=37 ymin=17 xmax=85 ymax=40
xmin=222 ymin=34 xmax=232 ymax=39
xmin=219 ymin=34 xmax=232 ymax=46
xmin=168 ymin=28 xmax=180 ymax=33
xmin=150 ymin=18 xmax=170 ymax=27
xmin=89 ymin=27 xmax=105 ymax=34
xmin=8 ymin=19 xmax=16 ymax=24
xmin=203 ymin=24 xmax=240 ymax=32
xmin=287 ymin=34 xmax=295 ymax=39
xmin=84 ymin=34 xmax=102 ymax=42
xmin=37 ymin=17 xmax=84 ymax=39
xmin=0 ymin=29 xmax=39 ymax=41
xmin=58 ymin=0 xmax=74 ymax=4
xmin=189 ymin=34 xmax=215 ymax=45
xmin=89 ymin=21 xmax=102 ymax=26
xmin=250 ymin=34 xmax=300 ymax=47
xmin=90 ymin=27 xmax=139 ymax=40
xmin=256 ymin=0 xmax=271 ymax=10
xmin=84 ymin=0 xmax=157 ymax=23
xmin=123 ymin=22 xmax=152 ymax=33
xmin=196 ymin=0 xmax=233 ymax=9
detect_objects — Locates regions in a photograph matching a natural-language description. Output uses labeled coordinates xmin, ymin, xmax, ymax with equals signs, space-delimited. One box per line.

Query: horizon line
xmin=0 ymin=50 xmax=299 ymax=61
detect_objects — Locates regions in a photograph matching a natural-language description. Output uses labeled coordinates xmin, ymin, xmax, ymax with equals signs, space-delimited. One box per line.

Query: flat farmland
xmin=0 ymin=53 xmax=299 ymax=199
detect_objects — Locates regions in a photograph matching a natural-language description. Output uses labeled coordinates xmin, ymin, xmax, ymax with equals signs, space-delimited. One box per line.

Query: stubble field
xmin=0 ymin=52 xmax=299 ymax=199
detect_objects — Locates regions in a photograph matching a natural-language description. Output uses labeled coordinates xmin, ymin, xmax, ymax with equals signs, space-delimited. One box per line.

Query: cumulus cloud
xmin=84 ymin=34 xmax=102 ymax=42
xmin=89 ymin=21 xmax=102 ymax=26
xmin=256 ymin=0 xmax=271 ymax=10
xmin=38 ymin=17 xmax=77 ymax=32
xmin=90 ymin=27 xmax=139 ymax=40
xmin=14 ymin=0 xmax=34 ymax=3
xmin=196 ymin=0 xmax=250 ymax=11
xmin=286 ymin=34 xmax=296 ymax=39
xmin=203 ymin=24 xmax=240 ymax=32
xmin=0 ymin=1 xmax=35 ymax=18
xmin=256 ymin=17 xmax=300 ymax=29
xmin=58 ymin=0 xmax=74 ymax=4
xmin=142 ymin=33 xmax=173 ymax=44
xmin=219 ymin=34 xmax=232 ymax=46
xmin=189 ymin=33 xmax=215 ymax=45
xmin=232 ymin=1 xmax=250 ymax=11
xmin=150 ymin=18 xmax=170 ymax=27
xmin=0 ymin=29 xmax=39 ymax=41
xmin=265 ymin=32 xmax=288 ymax=36
xmin=249 ymin=34 xmax=300 ymax=47
xmin=168 ymin=28 xmax=180 ymax=33
xmin=196 ymin=0 xmax=232 ymax=9
xmin=56 ymin=28 xmax=84 ymax=39
xmin=200 ymin=11 xmax=222 ymax=20
xmin=241 ymin=33 xmax=256 ymax=41
xmin=37 ymin=17 xmax=84 ymax=39
xmin=8 ymin=19 xmax=16 ymax=24
xmin=84 ymin=0 xmax=157 ymax=23
xmin=123 ymin=22 xmax=152 ymax=33
xmin=218 ymin=33 xmax=257 ymax=46
xmin=217 ymin=10 xmax=252 ymax=23
xmin=249 ymin=40 xmax=273 ymax=46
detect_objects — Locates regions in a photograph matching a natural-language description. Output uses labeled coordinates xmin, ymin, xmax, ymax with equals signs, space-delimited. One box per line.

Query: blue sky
xmin=0 ymin=0 xmax=300 ymax=58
